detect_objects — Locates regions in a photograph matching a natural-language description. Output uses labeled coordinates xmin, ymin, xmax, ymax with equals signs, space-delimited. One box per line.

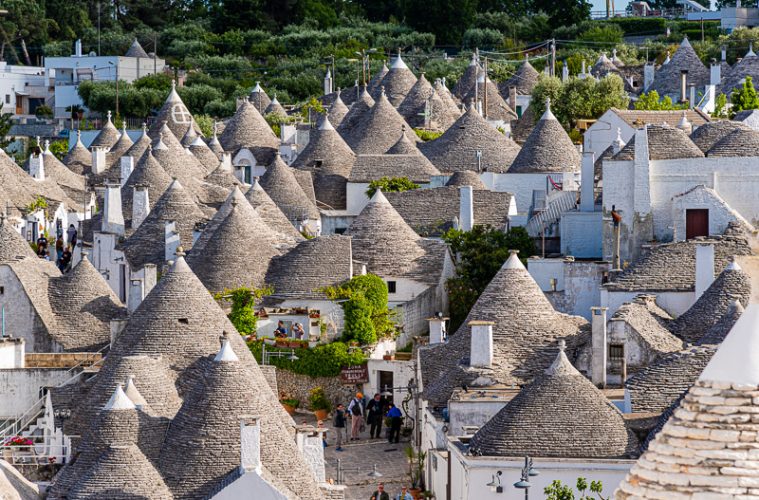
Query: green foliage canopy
xmin=366 ymin=177 xmax=420 ymax=198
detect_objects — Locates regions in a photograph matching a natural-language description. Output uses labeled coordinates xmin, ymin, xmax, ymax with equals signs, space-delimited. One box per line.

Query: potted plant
xmin=280 ymin=398 xmax=300 ymax=416
xmin=308 ymin=386 xmax=332 ymax=421
xmin=4 ymin=436 xmax=32 ymax=451
xmin=383 ymin=351 xmax=394 ymax=361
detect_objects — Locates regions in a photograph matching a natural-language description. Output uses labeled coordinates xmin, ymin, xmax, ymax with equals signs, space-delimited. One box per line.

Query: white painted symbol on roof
xmin=172 ymin=104 xmax=192 ymax=124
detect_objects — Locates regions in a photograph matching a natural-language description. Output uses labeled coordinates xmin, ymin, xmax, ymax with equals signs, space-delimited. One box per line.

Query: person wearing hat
xmin=347 ymin=392 xmax=365 ymax=440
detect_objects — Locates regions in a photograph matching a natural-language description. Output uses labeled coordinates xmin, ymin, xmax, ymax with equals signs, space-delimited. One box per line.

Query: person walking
xmin=369 ymin=483 xmax=390 ymax=500
xmin=66 ymin=224 xmax=77 ymax=250
xmin=366 ymin=393 xmax=385 ymax=439
xmin=55 ymin=236 xmax=64 ymax=264
xmin=36 ymin=234 xmax=48 ymax=258
xmin=58 ymin=247 xmax=72 ymax=273
xmin=333 ymin=403 xmax=346 ymax=451
xmin=347 ymin=392 xmax=365 ymax=441
xmin=387 ymin=403 xmax=403 ymax=444
xmin=395 ymin=486 xmax=413 ymax=500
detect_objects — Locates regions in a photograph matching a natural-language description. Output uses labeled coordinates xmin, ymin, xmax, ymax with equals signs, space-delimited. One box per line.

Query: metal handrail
xmin=0 ymin=344 xmax=109 ymax=441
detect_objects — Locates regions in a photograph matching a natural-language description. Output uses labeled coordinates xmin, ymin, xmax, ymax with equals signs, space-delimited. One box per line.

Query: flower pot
xmin=410 ymin=488 xmax=422 ymax=499
xmin=383 ymin=354 xmax=394 ymax=361
xmin=314 ymin=409 xmax=329 ymax=421
xmin=281 ymin=403 xmax=297 ymax=416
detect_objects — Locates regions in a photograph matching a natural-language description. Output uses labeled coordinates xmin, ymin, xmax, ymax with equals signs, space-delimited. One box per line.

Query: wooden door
xmin=686 ymin=209 xmax=709 ymax=239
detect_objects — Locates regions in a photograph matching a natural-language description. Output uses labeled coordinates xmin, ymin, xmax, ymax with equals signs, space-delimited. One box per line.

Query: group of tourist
xmin=36 ymin=223 xmax=77 ymax=272
xmin=369 ymin=482 xmax=413 ymax=500
xmin=273 ymin=320 xmax=306 ymax=339
xmin=332 ymin=392 xmax=403 ymax=451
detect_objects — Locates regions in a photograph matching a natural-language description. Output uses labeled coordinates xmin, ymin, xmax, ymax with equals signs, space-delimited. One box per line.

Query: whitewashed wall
xmin=601 ymin=288 xmax=695 ymax=318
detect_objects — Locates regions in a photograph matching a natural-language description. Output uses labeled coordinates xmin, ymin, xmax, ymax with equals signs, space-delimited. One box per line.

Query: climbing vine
xmin=323 ymin=273 xmax=396 ymax=345
xmin=213 ymin=285 xmax=273 ymax=336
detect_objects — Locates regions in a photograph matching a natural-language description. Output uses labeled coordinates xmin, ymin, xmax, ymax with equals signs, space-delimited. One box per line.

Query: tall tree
xmin=403 ymin=0 xmax=476 ymax=45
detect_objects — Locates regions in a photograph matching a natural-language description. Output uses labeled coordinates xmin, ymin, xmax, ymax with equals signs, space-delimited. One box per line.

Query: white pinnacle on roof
xmin=663 ymin=52 xmax=671 ymax=65
xmin=104 ymin=384 xmax=136 ymax=410
xmin=369 ymin=188 xmax=389 ymax=205
xmin=107 ymin=110 xmax=112 ymax=123
xmin=699 ymin=304 xmax=759 ymax=386
xmin=318 ymin=115 xmax=334 ymax=131
xmin=541 ymin=98 xmax=557 ymax=121
xmin=124 ymin=376 xmax=148 ymax=407
xmin=154 ymin=135 xmax=168 ymax=150
xmin=545 ymin=340 xmax=574 ymax=376
xmin=252 ymin=81 xmax=263 ymax=93
xmin=502 ymin=250 xmax=525 ymax=270
xmin=726 ymin=260 xmax=742 ymax=271
xmin=469 ymin=52 xmax=479 ymax=66
xmin=167 ymin=79 xmax=180 ymax=102
xmin=613 ymin=127 xmax=625 ymax=150
xmin=191 ymin=134 xmax=206 ymax=147
xmin=214 ymin=338 xmax=239 ymax=362
xmin=391 ymin=50 xmax=408 ymax=70
xmin=677 ymin=111 xmax=691 ymax=131
xmin=748 ymin=42 xmax=756 ymax=57
xmin=680 ymin=36 xmax=691 ymax=48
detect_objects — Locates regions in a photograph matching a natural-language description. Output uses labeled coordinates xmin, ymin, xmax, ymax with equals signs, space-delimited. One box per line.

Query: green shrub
xmin=323 ymin=273 xmax=396 ymax=344
xmin=414 ymin=128 xmax=443 ymax=142
xmin=461 ymin=28 xmax=503 ymax=50
xmin=366 ymin=177 xmax=420 ymax=197
xmin=248 ymin=340 xmax=366 ymax=377
xmin=308 ymin=386 xmax=332 ymax=411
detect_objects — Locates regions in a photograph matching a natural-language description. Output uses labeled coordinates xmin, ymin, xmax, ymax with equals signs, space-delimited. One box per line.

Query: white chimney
xmin=29 ymin=152 xmax=45 ymax=181
xmin=680 ymin=70 xmax=689 ymax=103
xmin=164 ymin=220 xmax=180 ymax=263
xmin=296 ymin=426 xmax=326 ymax=483
xmin=128 ymin=264 xmax=157 ymax=312
xmin=427 ymin=315 xmax=448 ymax=344
xmin=721 ymin=45 xmax=727 ymax=62
xmin=562 ymin=63 xmax=569 ymax=82
xmin=590 ymin=307 xmax=608 ymax=388
xmin=132 ymin=184 xmax=150 ymax=229
xmin=120 ymin=156 xmax=134 ymax=186
xmin=580 ymin=151 xmax=595 ymax=212
xmin=102 ymin=183 xmax=125 ymax=236
xmin=469 ymin=320 xmax=494 ymax=368
xmin=459 ymin=185 xmax=474 ymax=231
xmin=74 ymin=39 xmax=82 ymax=57
xmin=324 ymin=68 xmax=333 ymax=96
xmin=91 ymin=146 xmax=108 ymax=175
xmin=695 ymin=243 xmax=715 ymax=299
xmin=240 ymin=416 xmax=262 ymax=474
xmin=221 ymin=153 xmax=233 ymax=170
xmin=710 ymin=62 xmax=721 ymax=86
xmin=643 ymin=63 xmax=655 ymax=92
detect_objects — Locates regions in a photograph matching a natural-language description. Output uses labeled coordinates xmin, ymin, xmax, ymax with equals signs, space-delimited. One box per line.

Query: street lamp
xmin=513 ymin=456 xmax=539 ymax=499
xmin=486 ymin=471 xmax=503 ymax=493
xmin=107 ymin=61 xmax=119 ymax=117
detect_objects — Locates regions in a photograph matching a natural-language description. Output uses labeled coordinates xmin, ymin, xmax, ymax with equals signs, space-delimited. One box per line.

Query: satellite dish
xmin=88 ymin=51 xmax=96 ymax=57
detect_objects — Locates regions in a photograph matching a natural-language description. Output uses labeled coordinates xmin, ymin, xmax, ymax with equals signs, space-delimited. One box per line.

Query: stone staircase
xmin=526 ymin=190 xmax=578 ymax=237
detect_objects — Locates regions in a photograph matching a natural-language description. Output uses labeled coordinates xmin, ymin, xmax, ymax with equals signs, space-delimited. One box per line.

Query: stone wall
xmin=275 ymin=369 xmax=359 ymax=411
xmin=25 ymin=352 xmax=102 ymax=368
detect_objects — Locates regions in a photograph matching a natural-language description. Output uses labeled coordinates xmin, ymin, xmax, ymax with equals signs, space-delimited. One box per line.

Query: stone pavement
xmin=295 ymin=411 xmax=413 ymax=499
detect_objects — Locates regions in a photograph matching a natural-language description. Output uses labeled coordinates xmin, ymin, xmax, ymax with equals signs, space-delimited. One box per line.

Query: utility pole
xmin=483 ymin=57 xmax=488 ymax=119
xmin=550 ymin=40 xmax=556 ymax=78
xmin=153 ymin=33 xmax=158 ymax=75
xmin=97 ymin=2 xmax=101 ymax=56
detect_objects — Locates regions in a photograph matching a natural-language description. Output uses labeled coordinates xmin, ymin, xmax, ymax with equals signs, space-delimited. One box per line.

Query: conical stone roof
xmin=373 ymin=52 xmax=418 ymax=107
xmin=207 ymin=126 xmax=225 ymax=157
xmin=336 ymin=89 xmax=375 ymax=139
xmin=445 ymin=170 xmax=486 ymax=189
xmin=463 ymin=77 xmax=517 ymax=122
xmin=259 ymin=155 xmax=319 ymax=222
xmin=720 ymin=51 xmax=759 ymax=96
xmin=699 ymin=299 xmax=744 ymax=345
xmin=327 ymin=90 xmax=350 ymax=127
xmin=690 ymin=120 xmax=751 ymax=153
xmin=125 ymin=38 xmax=150 ymax=58
xmin=120 ymin=179 xmax=206 ymax=270
xmin=107 ymin=126 xmax=134 ymax=165
xmin=386 ymin=128 xmax=421 ymax=155
xmin=291 ymin=116 xmax=355 ymax=209
xmin=420 ymin=251 xmax=588 ymax=402
xmin=158 ymin=340 xmax=324 ymax=500
xmin=189 ymin=135 xmax=221 ymax=171
xmin=616 ymin=304 xmax=759 ymax=499
xmin=367 ymin=63 xmax=389 ymax=94
xmin=245 ymin=179 xmax=304 ymax=240
xmin=121 ymin=147 xmax=172 ymax=227
xmin=248 ymin=81 xmax=272 ymax=113
xmin=48 ymin=256 xmax=125 ymax=351
xmin=152 ymin=125 xmax=209 ymax=187
xmin=219 ymin=100 xmax=279 ymax=152
xmin=469 ymin=344 xmax=637 ymax=458
xmin=398 ymin=74 xmax=459 ymax=131
xmin=148 ymin=82 xmax=202 ymax=141
xmin=509 ymin=103 xmax=581 ymax=173
xmin=669 ymin=262 xmax=752 ymax=344
xmin=186 ymin=199 xmax=279 ymax=292
xmin=342 ymin=90 xmax=419 ymax=154
xmin=0 ymin=214 xmax=36 ymax=262
xmin=346 ymin=190 xmax=427 ymax=276
xmin=649 ymin=38 xmax=710 ymax=100
xmin=63 ymin=131 xmax=92 ymax=175
xmin=499 ymin=58 xmax=540 ymax=96
xmin=68 ymin=444 xmax=173 ymax=500
xmin=203 ymin=162 xmax=238 ymax=190
xmin=453 ymin=53 xmax=482 ymax=99
xmin=419 ymin=105 xmax=521 ymax=173
xmin=264 ymin=95 xmax=287 ymax=117
xmin=123 ymin=124 xmax=151 ymax=161
xmin=181 ymin=124 xmax=198 ymax=148
xmin=707 ymin=127 xmax=759 ymax=157
xmin=434 ymin=78 xmax=461 ymax=112
xmin=90 ymin=113 xmax=120 ymax=149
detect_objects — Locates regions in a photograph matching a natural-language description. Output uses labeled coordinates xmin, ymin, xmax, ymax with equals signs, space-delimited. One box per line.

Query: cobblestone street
xmin=324 ymin=436 xmax=412 ymax=500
